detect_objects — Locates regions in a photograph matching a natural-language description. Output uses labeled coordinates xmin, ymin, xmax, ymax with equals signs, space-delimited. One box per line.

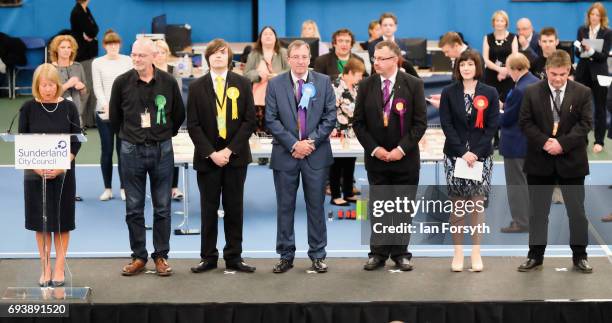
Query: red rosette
xmin=473 ymin=95 xmax=489 ymax=129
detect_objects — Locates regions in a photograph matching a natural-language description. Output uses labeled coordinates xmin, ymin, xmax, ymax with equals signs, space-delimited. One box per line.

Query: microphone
xmin=66 ymin=114 xmax=87 ymax=136
xmin=6 ymin=108 xmax=22 ymax=134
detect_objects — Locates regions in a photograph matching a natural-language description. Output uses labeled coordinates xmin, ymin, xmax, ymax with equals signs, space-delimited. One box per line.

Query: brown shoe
xmin=500 ymin=222 xmax=528 ymax=233
xmin=154 ymin=257 xmax=173 ymax=276
xmin=122 ymin=258 xmax=146 ymax=276
xmin=602 ymin=214 xmax=612 ymax=222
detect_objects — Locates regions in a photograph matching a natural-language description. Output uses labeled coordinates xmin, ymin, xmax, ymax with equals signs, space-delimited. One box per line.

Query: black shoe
xmin=363 ymin=257 xmax=385 ymax=271
xmin=226 ymin=260 xmax=256 ymax=273
xmin=330 ymin=199 xmax=350 ymax=206
xmin=311 ymin=259 xmax=328 ymax=273
xmin=573 ymin=259 xmax=593 ymax=274
xmin=51 ymin=280 xmax=64 ymax=287
xmin=393 ymin=257 xmax=413 ymax=271
xmin=190 ymin=259 xmax=217 ymax=273
xmin=517 ymin=258 xmax=543 ymax=272
xmin=273 ymin=259 xmax=293 ymax=273
xmin=38 ymin=280 xmax=52 ymax=287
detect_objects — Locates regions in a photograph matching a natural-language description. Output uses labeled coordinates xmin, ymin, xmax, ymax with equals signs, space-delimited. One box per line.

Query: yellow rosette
xmin=226 ymin=87 xmax=240 ymax=120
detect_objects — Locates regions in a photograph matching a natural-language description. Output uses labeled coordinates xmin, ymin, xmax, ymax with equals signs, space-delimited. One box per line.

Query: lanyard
xmin=548 ymin=88 xmax=562 ymax=118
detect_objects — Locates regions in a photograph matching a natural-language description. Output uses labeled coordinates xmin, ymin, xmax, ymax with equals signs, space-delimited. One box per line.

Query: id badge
xmin=141 ymin=110 xmax=151 ymax=128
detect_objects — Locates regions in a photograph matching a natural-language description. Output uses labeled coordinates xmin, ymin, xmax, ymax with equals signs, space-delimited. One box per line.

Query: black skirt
xmin=23 ymin=162 xmax=76 ymax=232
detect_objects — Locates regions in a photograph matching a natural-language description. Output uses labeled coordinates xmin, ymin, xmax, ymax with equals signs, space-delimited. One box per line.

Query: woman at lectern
xmin=439 ymin=50 xmax=499 ymax=273
xmin=18 ymin=63 xmax=81 ymax=287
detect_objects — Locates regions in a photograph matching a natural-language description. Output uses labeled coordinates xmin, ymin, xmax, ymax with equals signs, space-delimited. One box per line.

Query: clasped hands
xmin=543 ymin=138 xmax=563 ymax=155
xmin=374 ymin=147 xmax=404 ymax=162
xmin=292 ymin=140 xmax=315 ymax=159
xmin=210 ymin=148 xmax=232 ymax=167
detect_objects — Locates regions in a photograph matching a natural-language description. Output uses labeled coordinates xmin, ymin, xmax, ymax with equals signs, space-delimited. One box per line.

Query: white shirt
xmin=372 ymin=68 xmax=405 ymax=157
xmin=521 ymin=33 xmax=534 ymax=51
xmin=589 ymin=24 xmax=601 ymax=39
xmin=548 ymin=82 xmax=567 ymax=116
xmin=382 ymin=35 xmax=396 ymax=43
xmin=581 ymin=24 xmax=600 ymax=58
xmin=290 ymin=70 xmax=310 ymax=151
xmin=210 ymin=69 xmax=229 ymax=96
xmin=291 ymin=70 xmax=309 ymax=97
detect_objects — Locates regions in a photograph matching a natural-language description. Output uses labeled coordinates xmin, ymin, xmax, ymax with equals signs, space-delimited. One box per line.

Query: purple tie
xmin=297 ymin=79 xmax=307 ymax=140
xmin=383 ymin=79 xmax=391 ymax=120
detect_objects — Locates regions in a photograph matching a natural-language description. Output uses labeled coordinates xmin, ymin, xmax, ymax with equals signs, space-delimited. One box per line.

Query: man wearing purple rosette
xmin=265 ymin=40 xmax=337 ymax=274
xmin=353 ymin=41 xmax=428 ymax=271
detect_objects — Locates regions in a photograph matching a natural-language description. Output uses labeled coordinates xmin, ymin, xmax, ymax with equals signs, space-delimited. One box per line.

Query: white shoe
xmin=99 ymin=189 xmax=113 ymax=201
xmin=451 ymin=255 xmax=464 ymax=272
xmin=120 ymin=189 xmax=126 ymax=201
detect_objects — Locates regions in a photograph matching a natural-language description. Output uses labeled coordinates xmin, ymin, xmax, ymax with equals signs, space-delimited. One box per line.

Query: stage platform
xmin=1 ymin=257 xmax=611 ymax=322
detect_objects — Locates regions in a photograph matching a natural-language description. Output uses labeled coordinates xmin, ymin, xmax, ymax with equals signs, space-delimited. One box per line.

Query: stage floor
xmin=2 ymin=257 xmax=611 ymax=304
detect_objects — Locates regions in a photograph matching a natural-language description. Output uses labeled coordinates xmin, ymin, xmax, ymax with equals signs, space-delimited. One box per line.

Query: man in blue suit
xmin=265 ymin=40 xmax=337 ymax=273
xmin=499 ymin=53 xmax=539 ymax=233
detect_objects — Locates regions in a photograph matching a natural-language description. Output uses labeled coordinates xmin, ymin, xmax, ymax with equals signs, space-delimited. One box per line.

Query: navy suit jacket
xmin=499 ymin=72 xmax=539 ymax=158
xmin=439 ymin=81 xmax=500 ymax=159
xmin=265 ymin=70 xmax=337 ymax=171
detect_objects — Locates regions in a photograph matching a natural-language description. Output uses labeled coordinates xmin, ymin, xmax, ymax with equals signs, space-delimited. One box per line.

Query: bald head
xmin=131 ymin=38 xmax=157 ymax=75
xmin=516 ymin=18 xmax=534 ymax=38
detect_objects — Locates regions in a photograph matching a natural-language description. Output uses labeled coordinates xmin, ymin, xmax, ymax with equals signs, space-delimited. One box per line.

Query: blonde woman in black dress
xmin=19 ymin=64 xmax=81 ymax=287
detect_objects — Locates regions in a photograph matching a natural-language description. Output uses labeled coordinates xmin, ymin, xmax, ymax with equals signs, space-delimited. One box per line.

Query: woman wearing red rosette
xmin=439 ymin=50 xmax=499 ymax=273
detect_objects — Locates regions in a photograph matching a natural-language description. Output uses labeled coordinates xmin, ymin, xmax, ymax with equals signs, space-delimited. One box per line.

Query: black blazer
xmin=187 ymin=71 xmax=257 ymax=172
xmin=575 ymin=26 xmax=612 ymax=82
xmin=439 ymin=81 xmax=500 ymax=159
xmin=70 ymin=3 xmax=99 ymax=61
xmin=519 ymin=80 xmax=593 ymax=178
xmin=353 ymin=70 xmax=427 ymax=176
xmin=314 ymin=51 xmax=366 ymax=81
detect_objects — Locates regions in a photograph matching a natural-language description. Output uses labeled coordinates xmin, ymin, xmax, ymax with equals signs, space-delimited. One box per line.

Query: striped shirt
xmin=91 ymin=54 xmax=132 ymax=111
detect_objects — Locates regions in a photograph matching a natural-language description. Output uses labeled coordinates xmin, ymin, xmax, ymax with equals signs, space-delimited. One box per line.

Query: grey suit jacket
xmin=265 ymin=70 xmax=337 ymax=171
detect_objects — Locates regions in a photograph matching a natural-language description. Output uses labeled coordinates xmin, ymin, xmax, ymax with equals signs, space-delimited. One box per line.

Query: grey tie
xmin=553 ymin=89 xmax=561 ymax=123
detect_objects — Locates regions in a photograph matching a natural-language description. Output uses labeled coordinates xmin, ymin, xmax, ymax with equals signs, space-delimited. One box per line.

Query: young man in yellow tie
xmin=187 ymin=39 xmax=257 ymax=273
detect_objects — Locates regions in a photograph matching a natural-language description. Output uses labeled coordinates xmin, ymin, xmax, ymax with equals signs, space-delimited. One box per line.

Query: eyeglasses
xmin=371 ymin=56 xmax=396 ymax=63
xmin=289 ymin=55 xmax=310 ymax=61
xmin=130 ymin=53 xmax=149 ymax=59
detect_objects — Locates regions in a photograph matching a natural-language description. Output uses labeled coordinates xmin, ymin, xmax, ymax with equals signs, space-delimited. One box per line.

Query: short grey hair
xmin=287 ymin=40 xmax=310 ymax=57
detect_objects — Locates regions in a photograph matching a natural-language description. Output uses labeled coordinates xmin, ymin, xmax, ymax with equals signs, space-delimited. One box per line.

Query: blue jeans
xmin=96 ymin=114 xmax=123 ymax=189
xmin=120 ymin=139 xmax=174 ymax=261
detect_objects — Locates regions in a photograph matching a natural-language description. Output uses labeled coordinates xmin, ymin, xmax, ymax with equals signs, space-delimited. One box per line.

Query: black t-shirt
xmin=530 ymin=55 xmax=575 ymax=80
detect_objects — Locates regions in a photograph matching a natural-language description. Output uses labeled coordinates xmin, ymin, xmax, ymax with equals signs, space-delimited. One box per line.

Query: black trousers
xmin=367 ymin=169 xmax=419 ymax=261
xmin=526 ymin=173 xmax=588 ymax=262
xmin=197 ymin=166 xmax=248 ymax=263
xmin=577 ymin=72 xmax=609 ymax=145
xmin=329 ymin=157 xmax=356 ymax=199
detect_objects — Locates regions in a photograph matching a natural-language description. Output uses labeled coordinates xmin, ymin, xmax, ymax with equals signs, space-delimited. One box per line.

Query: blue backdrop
xmin=0 ymin=0 xmax=600 ymax=54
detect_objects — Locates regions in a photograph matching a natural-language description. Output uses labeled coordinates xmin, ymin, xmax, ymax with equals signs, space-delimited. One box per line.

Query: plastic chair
xmin=0 ymin=69 xmax=10 ymax=98
xmin=12 ymin=37 xmax=46 ymax=98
